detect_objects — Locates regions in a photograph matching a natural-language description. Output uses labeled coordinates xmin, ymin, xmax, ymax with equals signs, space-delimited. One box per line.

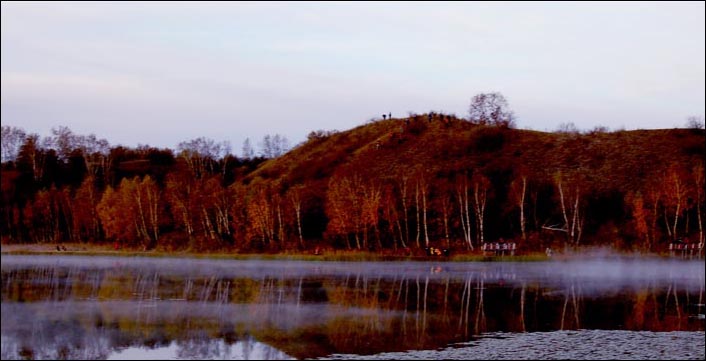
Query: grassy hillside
xmin=243 ymin=115 xmax=705 ymax=252
xmin=252 ymin=117 xmax=702 ymax=191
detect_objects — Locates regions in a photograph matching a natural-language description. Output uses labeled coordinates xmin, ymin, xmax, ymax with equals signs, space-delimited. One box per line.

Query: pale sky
xmin=2 ymin=1 xmax=704 ymax=155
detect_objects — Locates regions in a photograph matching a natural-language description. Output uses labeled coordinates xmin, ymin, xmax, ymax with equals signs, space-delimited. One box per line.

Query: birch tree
xmin=119 ymin=176 xmax=160 ymax=249
xmin=200 ymin=176 xmax=233 ymax=246
xmin=641 ymin=180 xmax=663 ymax=251
xmin=414 ymin=173 xmax=430 ymax=248
xmin=510 ymin=174 xmax=528 ymax=241
xmin=247 ymin=182 xmax=277 ymax=247
xmin=435 ymin=180 xmax=453 ymax=248
xmin=662 ymin=165 xmax=688 ymax=241
xmin=397 ymin=175 xmax=411 ymax=247
xmin=287 ymin=185 xmax=306 ymax=248
xmin=473 ymin=174 xmax=490 ymax=246
xmin=693 ymin=163 xmax=704 ymax=245
xmin=553 ymin=171 xmax=585 ymax=247
xmin=456 ymin=174 xmax=474 ymax=250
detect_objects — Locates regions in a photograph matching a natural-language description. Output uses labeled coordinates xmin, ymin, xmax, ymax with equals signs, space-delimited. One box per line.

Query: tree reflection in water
xmin=1 ymin=256 xmax=704 ymax=360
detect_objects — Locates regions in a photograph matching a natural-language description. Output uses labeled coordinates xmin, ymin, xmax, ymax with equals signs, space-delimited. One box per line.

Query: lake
xmin=1 ymin=255 xmax=704 ymax=360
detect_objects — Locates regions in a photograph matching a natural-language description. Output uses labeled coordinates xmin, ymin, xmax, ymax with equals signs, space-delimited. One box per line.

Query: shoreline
xmin=1 ymin=242 xmax=692 ymax=262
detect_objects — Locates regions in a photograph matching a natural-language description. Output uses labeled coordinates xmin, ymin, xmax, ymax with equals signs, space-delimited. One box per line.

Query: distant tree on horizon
xmin=468 ymin=92 xmax=516 ymax=128
xmin=686 ymin=115 xmax=705 ymax=130
xmin=242 ymin=138 xmax=255 ymax=160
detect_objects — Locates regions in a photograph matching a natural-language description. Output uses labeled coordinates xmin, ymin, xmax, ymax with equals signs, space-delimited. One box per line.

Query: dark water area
xmin=1 ymin=255 xmax=704 ymax=360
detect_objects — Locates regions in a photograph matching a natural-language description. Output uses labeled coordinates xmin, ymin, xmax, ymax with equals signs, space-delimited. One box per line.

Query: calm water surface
xmin=1 ymin=255 xmax=704 ymax=360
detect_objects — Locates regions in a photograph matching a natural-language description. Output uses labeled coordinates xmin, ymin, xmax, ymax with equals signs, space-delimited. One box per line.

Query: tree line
xmin=2 ymin=122 xmax=704 ymax=255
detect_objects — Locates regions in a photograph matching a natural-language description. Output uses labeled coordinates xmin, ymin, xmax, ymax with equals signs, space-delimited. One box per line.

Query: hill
xmin=243 ymin=115 xmax=705 ymax=252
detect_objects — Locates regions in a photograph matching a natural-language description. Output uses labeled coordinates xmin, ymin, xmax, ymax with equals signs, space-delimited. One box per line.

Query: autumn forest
xmin=1 ymin=110 xmax=705 ymax=255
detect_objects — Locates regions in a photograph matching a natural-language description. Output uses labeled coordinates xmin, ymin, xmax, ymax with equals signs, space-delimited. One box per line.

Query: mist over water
xmin=3 ymin=254 xmax=703 ymax=281
xmin=2 ymin=255 xmax=704 ymax=360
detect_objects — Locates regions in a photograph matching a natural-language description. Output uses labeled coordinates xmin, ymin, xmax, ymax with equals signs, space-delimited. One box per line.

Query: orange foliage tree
xmin=326 ymin=174 xmax=381 ymax=250
xmin=97 ymin=176 xmax=160 ymax=249
xmin=72 ymin=175 xmax=102 ymax=242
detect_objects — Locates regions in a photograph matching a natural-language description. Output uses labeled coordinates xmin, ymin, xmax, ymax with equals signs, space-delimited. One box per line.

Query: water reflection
xmin=1 ymin=256 xmax=704 ymax=359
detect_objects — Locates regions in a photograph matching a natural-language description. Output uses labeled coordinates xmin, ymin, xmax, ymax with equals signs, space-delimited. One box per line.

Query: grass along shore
xmin=2 ymin=242 xmax=687 ymax=262
xmin=0 ymin=242 xmax=556 ymax=262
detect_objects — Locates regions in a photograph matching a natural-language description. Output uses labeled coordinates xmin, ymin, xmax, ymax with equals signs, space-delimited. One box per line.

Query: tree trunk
xmin=649 ymin=194 xmax=659 ymax=251
xmin=557 ymin=177 xmax=570 ymax=244
xmin=695 ymin=165 xmax=705 ymax=244
xmin=415 ymin=182 xmax=421 ymax=248
xmin=457 ymin=179 xmax=473 ymax=250
xmin=294 ymin=202 xmax=304 ymax=247
xmin=664 ymin=207 xmax=673 ymax=239
xmin=148 ymin=188 xmax=159 ymax=243
xmin=474 ymin=182 xmax=487 ymax=246
xmin=442 ymin=197 xmax=450 ymax=248
xmin=421 ymin=180 xmax=429 ymax=247
xmin=396 ymin=219 xmax=406 ymax=249
xmin=520 ymin=177 xmax=527 ymax=241
xmin=398 ymin=176 xmax=410 ymax=247
xmin=277 ymin=202 xmax=284 ymax=244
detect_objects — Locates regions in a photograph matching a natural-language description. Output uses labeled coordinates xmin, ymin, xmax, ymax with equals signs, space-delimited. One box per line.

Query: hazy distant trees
xmin=17 ymin=133 xmax=52 ymax=183
xmin=50 ymin=126 xmax=76 ymax=161
xmin=1 ymin=126 xmax=26 ymax=163
xmin=259 ymin=134 xmax=289 ymax=158
xmin=556 ymin=122 xmax=580 ymax=134
xmin=686 ymin=115 xmax=705 ymax=130
xmin=468 ymin=92 xmax=516 ymax=127
xmin=242 ymin=138 xmax=255 ymax=160
xmin=177 ymin=137 xmax=231 ymax=178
